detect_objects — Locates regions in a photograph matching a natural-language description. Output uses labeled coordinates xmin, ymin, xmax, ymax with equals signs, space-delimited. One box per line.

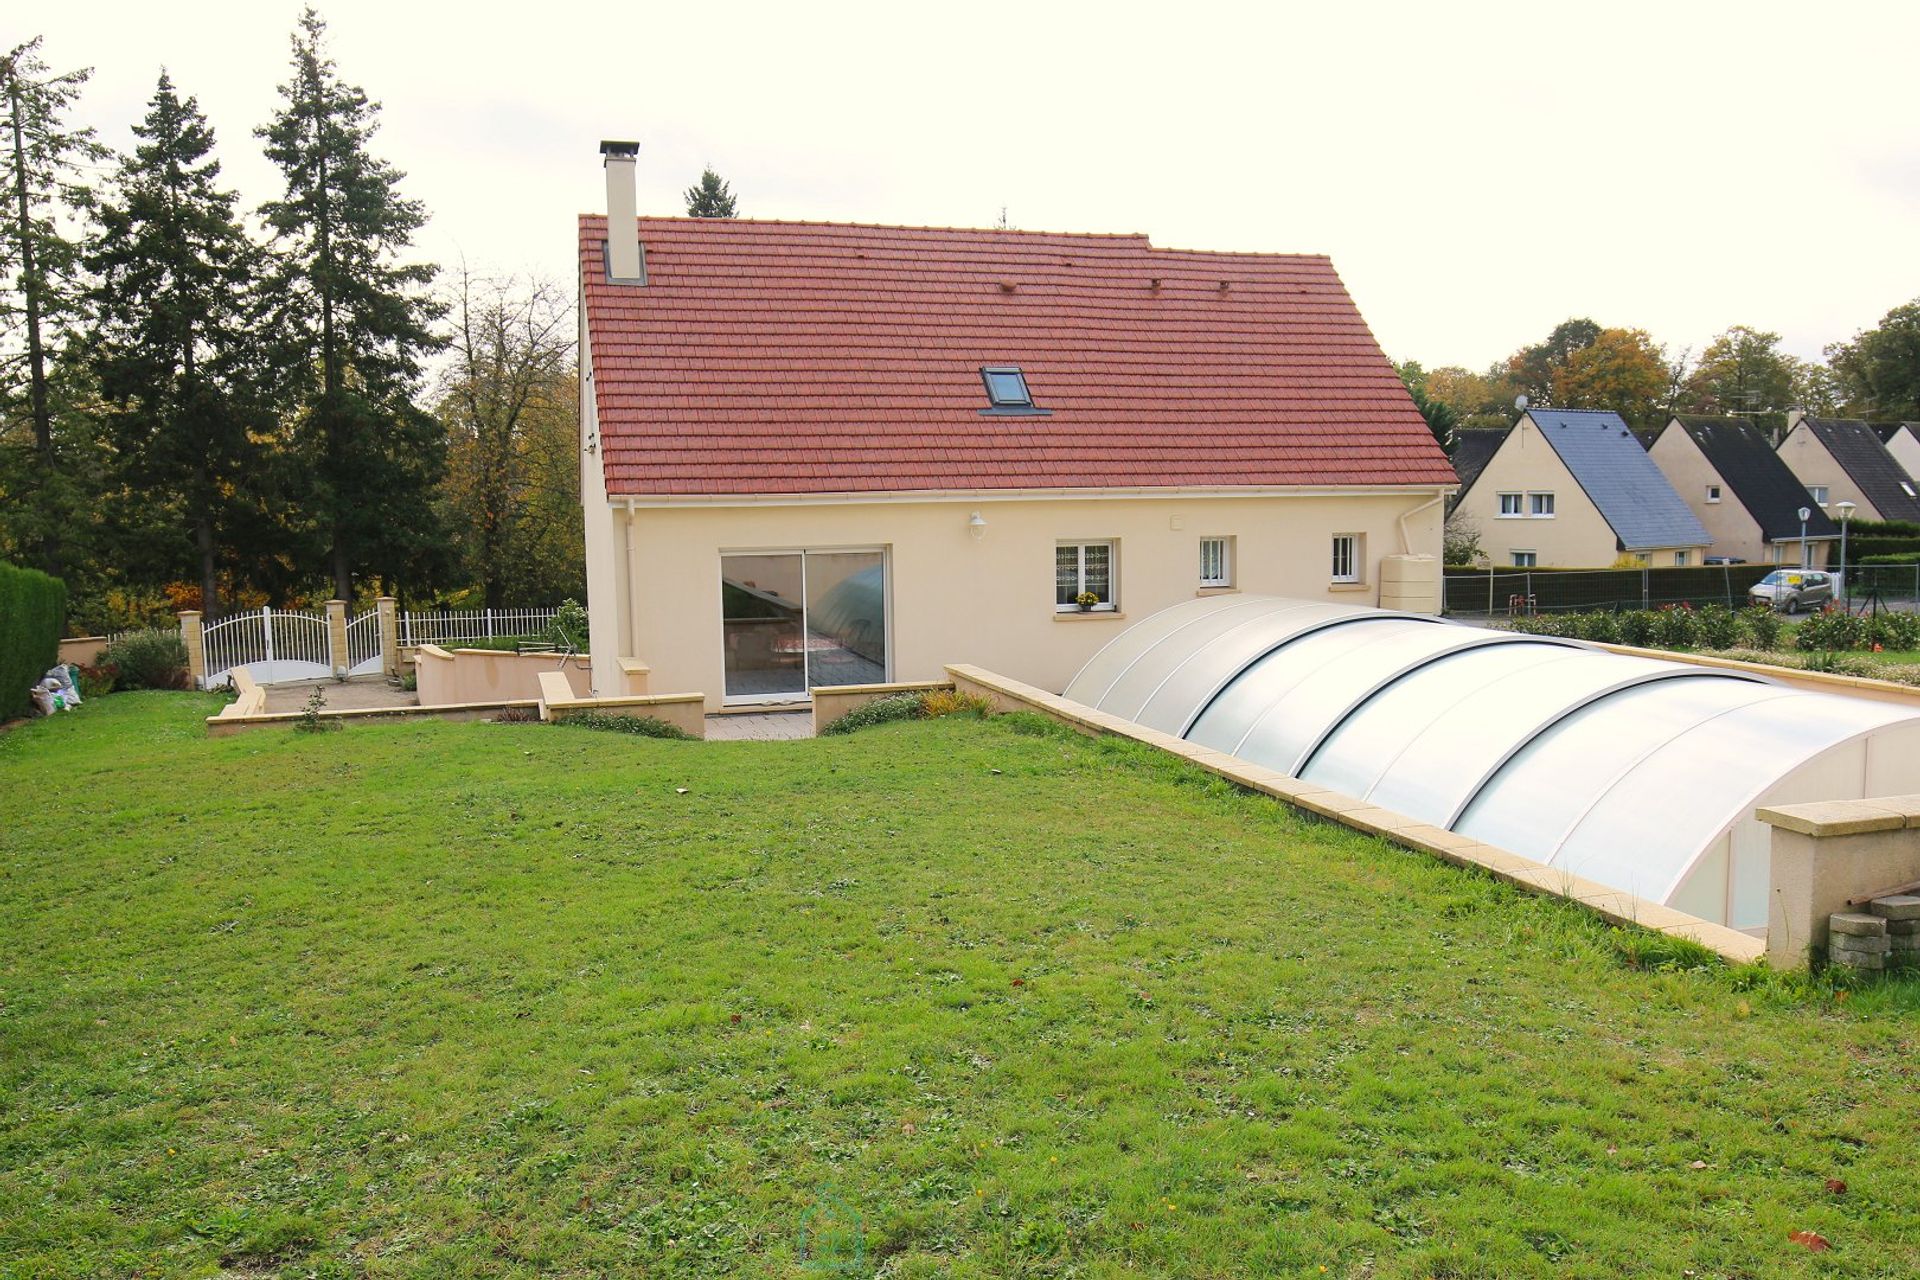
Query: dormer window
xmin=979 ymin=366 xmax=1049 ymax=416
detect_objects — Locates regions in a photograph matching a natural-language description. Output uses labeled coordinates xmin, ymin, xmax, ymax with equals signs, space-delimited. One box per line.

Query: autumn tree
xmin=684 ymin=168 xmax=738 ymax=218
xmin=258 ymin=8 xmax=445 ymax=603
xmin=1505 ymin=318 xmax=1600 ymax=408
xmin=1827 ymin=299 xmax=1920 ymax=419
xmin=1551 ymin=327 xmax=1673 ymax=427
xmin=1681 ymin=325 xmax=1795 ymax=417
xmin=86 ymin=71 xmax=270 ymax=615
xmin=1426 ymin=365 xmax=1522 ymax=430
xmin=0 ymin=36 xmax=109 ymax=579
xmin=436 ymin=268 xmax=582 ymax=606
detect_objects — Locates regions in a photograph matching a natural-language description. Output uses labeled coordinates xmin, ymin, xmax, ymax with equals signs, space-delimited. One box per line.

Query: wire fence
xmin=1445 ymin=563 xmax=1920 ymax=617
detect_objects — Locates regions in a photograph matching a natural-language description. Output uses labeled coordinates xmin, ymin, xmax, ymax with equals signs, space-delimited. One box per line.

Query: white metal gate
xmin=345 ymin=610 xmax=383 ymax=676
xmin=200 ymin=606 xmax=335 ymax=688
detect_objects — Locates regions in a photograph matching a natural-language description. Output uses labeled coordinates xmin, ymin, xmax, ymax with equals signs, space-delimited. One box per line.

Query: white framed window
xmin=1705 ymin=485 xmax=1721 ymax=503
xmin=1498 ymin=492 xmax=1524 ymax=518
xmin=1905 ymin=482 xmax=1918 ymax=499
xmin=1512 ymin=550 xmax=1537 ymax=568
xmin=1331 ymin=534 xmax=1362 ymax=584
xmin=1529 ymin=492 xmax=1556 ymax=517
xmin=1673 ymin=551 xmax=1689 ymax=567
xmin=1808 ymin=485 xmax=1829 ymax=506
xmin=1056 ymin=541 xmax=1116 ymax=611
xmin=1199 ymin=537 xmax=1233 ymax=588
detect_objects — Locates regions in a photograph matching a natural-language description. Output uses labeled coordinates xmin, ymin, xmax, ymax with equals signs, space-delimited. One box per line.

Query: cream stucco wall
xmin=586 ymin=489 xmax=1446 ymax=707
xmin=1884 ymin=426 xmax=1920 ymax=485
xmin=1647 ymin=426 xmax=1830 ymax=567
xmin=1777 ymin=424 xmax=1885 ymax=522
xmin=1454 ymin=418 xmax=1622 ymax=566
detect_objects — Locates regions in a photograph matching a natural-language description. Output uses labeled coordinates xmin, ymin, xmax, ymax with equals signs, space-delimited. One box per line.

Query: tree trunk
xmin=8 ymin=77 xmax=59 ymax=579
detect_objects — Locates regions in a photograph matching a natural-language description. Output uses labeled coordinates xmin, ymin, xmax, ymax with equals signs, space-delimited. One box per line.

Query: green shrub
xmin=76 ymin=663 xmax=118 ymax=698
xmin=1742 ymin=605 xmax=1783 ymax=650
xmin=1617 ymin=611 xmax=1656 ymax=647
xmin=0 ymin=560 xmax=67 ymax=720
xmin=99 ymin=629 xmax=190 ymax=690
xmin=1794 ymin=610 xmax=1863 ymax=652
xmin=1577 ymin=610 xmax=1623 ymax=644
xmin=1651 ymin=604 xmax=1699 ymax=649
xmin=551 ymin=711 xmax=692 ymax=739
xmin=820 ymin=692 xmax=927 ymax=736
xmin=1867 ymin=611 xmax=1920 ymax=650
xmin=1694 ymin=603 xmax=1742 ymax=650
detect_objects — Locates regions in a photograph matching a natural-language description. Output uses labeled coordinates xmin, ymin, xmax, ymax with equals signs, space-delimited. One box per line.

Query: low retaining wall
xmin=415 ymin=645 xmax=591 ymax=706
xmin=811 ymin=680 xmax=954 ymax=735
xmin=1756 ymin=795 xmax=1920 ymax=967
xmin=205 ymin=699 xmax=540 ymax=737
xmin=536 ymin=673 xmax=706 ymax=738
xmin=58 ymin=636 xmax=109 ymax=668
xmin=946 ymin=662 xmax=1766 ymax=966
xmin=1594 ymin=643 xmax=1920 ymax=708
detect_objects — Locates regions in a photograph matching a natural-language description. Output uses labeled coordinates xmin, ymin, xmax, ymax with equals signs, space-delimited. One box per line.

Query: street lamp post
xmin=1798 ymin=506 xmax=1811 ymax=571
xmin=1836 ymin=500 xmax=1857 ymax=609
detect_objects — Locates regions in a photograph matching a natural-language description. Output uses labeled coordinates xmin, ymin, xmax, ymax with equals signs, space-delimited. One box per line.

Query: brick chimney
xmin=600 ymin=140 xmax=643 ymax=283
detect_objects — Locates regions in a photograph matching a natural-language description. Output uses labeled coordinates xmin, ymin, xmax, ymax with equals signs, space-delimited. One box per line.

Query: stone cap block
xmin=1756 ymin=798 xmax=1917 ymax=837
xmin=1829 ymin=912 xmax=1889 ymax=937
xmin=1831 ymin=932 xmax=1892 ymax=955
xmin=1870 ymin=894 xmax=1920 ymax=921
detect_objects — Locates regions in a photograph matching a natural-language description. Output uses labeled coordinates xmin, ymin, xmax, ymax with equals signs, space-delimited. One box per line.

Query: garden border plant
xmin=0 ymin=560 xmax=68 ymax=720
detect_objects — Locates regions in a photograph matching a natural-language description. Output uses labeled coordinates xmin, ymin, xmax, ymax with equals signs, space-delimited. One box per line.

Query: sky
xmin=22 ymin=1 xmax=1920 ymax=372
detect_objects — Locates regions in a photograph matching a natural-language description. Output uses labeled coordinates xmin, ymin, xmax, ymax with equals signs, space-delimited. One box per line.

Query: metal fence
xmin=201 ymin=606 xmax=335 ymax=686
xmin=399 ymin=607 xmax=578 ymax=647
xmin=1445 ymin=563 xmax=1920 ymax=617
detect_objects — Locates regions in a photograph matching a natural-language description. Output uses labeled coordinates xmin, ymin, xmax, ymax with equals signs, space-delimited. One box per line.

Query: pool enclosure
xmin=1063 ymin=595 xmax=1920 ymax=931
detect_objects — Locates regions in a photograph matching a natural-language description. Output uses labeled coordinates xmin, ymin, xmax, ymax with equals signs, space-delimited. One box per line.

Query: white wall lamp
xmin=968 ymin=511 xmax=987 ymax=541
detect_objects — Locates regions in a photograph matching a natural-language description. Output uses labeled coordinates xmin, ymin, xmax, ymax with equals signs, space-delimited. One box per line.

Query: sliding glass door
xmin=721 ymin=549 xmax=887 ymax=703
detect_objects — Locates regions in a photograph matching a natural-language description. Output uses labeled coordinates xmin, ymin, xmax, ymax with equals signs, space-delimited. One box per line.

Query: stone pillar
xmin=325 ymin=600 xmax=349 ymax=678
xmin=376 ymin=596 xmax=399 ymax=677
xmin=178 ymin=611 xmax=205 ymax=688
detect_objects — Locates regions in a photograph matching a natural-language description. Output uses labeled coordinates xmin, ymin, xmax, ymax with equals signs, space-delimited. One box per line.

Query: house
xmin=1447 ymin=429 xmax=1507 ymax=511
xmin=1776 ymin=413 xmax=1920 ymax=523
xmin=1874 ymin=422 xmax=1920 ymax=486
xmin=577 ymin=142 xmax=1456 ymax=709
xmin=1646 ymin=416 xmax=1837 ymax=565
xmin=1449 ymin=408 xmax=1711 ymax=567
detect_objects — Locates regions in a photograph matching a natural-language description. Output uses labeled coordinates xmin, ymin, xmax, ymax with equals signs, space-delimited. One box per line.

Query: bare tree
xmin=436 ymin=266 xmax=579 ymax=607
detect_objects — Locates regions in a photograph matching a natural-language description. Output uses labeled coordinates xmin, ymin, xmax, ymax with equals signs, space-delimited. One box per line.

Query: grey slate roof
xmin=1800 ymin=417 xmax=1920 ymax=521
xmin=1528 ymin=408 xmax=1711 ymax=551
xmin=1448 ymin=427 xmax=1509 ymax=505
xmin=1669 ymin=416 xmax=1838 ymax=543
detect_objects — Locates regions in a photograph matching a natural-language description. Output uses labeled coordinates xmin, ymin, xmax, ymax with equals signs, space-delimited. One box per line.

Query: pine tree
xmin=0 ymin=37 xmax=110 ymax=580
xmin=86 ymin=71 xmax=269 ymax=615
xmin=258 ymin=8 xmax=445 ymax=603
xmin=684 ymin=168 xmax=738 ymax=218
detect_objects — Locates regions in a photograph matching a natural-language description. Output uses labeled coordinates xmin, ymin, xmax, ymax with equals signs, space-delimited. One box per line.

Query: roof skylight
xmin=982 ymin=366 xmax=1033 ymax=407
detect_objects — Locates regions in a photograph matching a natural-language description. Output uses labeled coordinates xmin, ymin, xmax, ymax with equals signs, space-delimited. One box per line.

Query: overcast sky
xmin=25 ymin=1 xmax=1920 ymax=372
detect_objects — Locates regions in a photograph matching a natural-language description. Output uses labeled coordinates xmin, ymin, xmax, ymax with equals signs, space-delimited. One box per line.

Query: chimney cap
xmin=599 ymin=139 xmax=640 ymax=157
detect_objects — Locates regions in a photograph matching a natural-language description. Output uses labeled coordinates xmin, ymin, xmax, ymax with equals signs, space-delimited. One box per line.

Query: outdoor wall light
xmin=969 ymin=511 xmax=987 ymax=540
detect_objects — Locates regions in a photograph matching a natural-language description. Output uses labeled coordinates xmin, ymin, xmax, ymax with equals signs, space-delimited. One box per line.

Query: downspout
xmin=1398 ymin=489 xmax=1449 ymax=554
xmin=624 ymin=500 xmax=641 ymax=667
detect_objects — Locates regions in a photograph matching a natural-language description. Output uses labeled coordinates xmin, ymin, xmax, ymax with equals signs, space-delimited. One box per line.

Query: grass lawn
xmin=3 ymin=695 xmax=1918 ymax=1278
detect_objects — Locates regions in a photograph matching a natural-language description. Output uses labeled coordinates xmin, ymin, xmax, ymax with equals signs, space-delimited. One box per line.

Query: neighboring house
xmin=1447 ymin=429 xmax=1507 ymax=512
xmin=1647 ymin=416 xmax=1837 ymax=565
xmin=1874 ymin=422 xmax=1920 ymax=486
xmin=577 ymin=142 xmax=1456 ymax=708
xmin=1776 ymin=413 xmax=1920 ymax=523
xmin=1450 ymin=408 xmax=1711 ymax=567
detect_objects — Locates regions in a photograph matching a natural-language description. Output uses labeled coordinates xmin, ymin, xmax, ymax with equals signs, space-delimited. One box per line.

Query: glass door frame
xmin=719 ymin=545 xmax=892 ymax=706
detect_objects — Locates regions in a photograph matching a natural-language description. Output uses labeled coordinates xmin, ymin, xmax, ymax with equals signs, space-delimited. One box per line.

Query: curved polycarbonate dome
xmin=1064 ymin=594 xmax=1920 ymax=931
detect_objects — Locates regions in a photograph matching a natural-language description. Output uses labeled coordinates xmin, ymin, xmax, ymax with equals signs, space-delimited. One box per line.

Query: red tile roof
xmin=579 ymin=216 xmax=1455 ymax=496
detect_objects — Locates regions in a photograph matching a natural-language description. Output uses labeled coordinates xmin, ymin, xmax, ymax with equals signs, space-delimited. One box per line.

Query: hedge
xmin=0 ymin=560 xmax=68 ymax=721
